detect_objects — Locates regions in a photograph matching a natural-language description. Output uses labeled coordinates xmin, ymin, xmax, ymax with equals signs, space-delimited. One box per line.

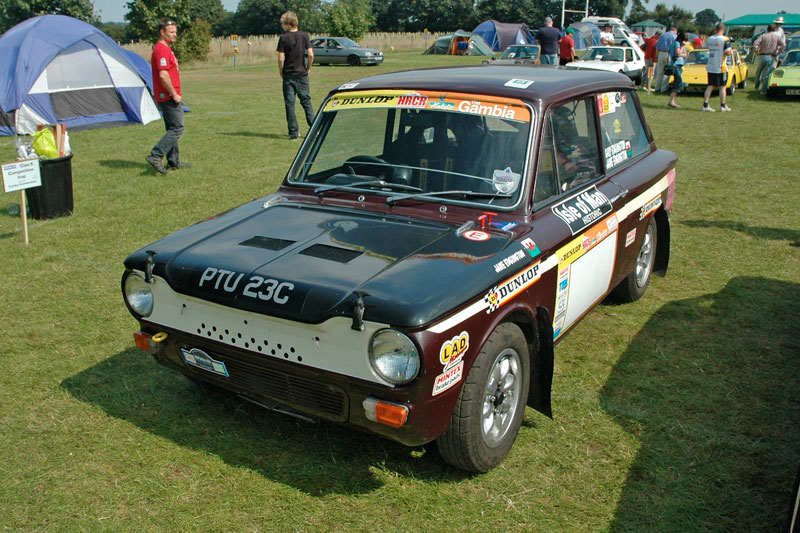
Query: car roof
xmin=327 ymin=65 xmax=634 ymax=104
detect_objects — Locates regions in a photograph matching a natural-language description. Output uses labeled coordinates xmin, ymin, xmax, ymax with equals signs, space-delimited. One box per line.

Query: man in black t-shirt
xmin=536 ymin=16 xmax=561 ymax=65
xmin=277 ymin=11 xmax=314 ymax=140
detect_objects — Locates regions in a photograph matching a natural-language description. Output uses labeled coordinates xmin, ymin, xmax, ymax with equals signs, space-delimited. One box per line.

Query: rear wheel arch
xmin=653 ymin=207 xmax=670 ymax=276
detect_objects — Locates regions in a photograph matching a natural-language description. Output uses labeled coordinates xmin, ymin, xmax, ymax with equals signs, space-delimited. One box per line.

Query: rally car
xmin=122 ymin=66 xmax=676 ymax=472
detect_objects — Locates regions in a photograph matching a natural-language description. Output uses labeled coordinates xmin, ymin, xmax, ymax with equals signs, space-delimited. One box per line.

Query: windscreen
xmin=289 ymin=90 xmax=533 ymax=207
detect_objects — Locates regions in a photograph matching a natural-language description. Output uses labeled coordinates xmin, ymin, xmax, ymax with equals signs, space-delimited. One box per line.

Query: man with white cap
xmin=774 ymin=16 xmax=787 ymax=48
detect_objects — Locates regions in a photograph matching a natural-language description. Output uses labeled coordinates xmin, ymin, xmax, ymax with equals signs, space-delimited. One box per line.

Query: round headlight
xmin=124 ymin=273 xmax=154 ymax=317
xmin=369 ymin=329 xmax=419 ymax=385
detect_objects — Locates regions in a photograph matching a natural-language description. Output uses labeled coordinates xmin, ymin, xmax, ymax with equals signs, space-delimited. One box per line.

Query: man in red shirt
xmin=642 ymin=31 xmax=661 ymax=93
xmin=558 ymin=29 xmax=575 ymax=66
xmin=146 ymin=19 xmax=190 ymax=174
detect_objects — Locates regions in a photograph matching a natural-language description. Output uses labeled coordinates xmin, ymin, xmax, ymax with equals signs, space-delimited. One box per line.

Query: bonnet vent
xmin=299 ymin=244 xmax=362 ymax=264
xmin=239 ymin=236 xmax=295 ymax=251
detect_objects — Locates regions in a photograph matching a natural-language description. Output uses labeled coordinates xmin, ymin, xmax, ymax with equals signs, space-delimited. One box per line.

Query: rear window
xmin=597 ymin=91 xmax=649 ymax=172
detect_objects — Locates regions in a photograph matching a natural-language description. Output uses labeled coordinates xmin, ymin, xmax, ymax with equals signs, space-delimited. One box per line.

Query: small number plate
xmin=181 ymin=348 xmax=229 ymax=377
xmin=786 ymin=89 xmax=800 ymax=95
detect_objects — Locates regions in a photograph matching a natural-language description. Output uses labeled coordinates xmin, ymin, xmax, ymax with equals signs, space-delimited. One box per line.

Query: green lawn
xmin=1 ymin=52 xmax=798 ymax=531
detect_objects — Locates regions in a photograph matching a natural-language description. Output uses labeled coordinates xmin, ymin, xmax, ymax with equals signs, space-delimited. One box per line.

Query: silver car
xmin=311 ymin=37 xmax=383 ymax=66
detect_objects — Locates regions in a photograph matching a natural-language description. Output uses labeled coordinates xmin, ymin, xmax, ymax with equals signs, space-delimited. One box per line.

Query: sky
xmin=93 ymin=0 xmax=798 ymax=24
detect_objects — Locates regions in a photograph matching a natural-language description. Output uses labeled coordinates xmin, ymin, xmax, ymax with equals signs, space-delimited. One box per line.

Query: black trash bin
xmin=25 ymin=154 xmax=74 ymax=219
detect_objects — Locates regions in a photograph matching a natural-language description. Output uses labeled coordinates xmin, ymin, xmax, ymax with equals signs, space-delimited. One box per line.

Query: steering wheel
xmin=343 ymin=155 xmax=389 ymax=178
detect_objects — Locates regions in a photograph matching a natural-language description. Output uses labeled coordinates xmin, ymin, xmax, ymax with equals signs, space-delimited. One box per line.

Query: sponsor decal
xmin=484 ymin=262 xmax=541 ymax=313
xmin=597 ymin=92 xmax=622 ymax=116
xmin=625 ymin=228 xmax=636 ymax=247
xmin=521 ymin=238 xmax=540 ymax=258
xmin=181 ymin=348 xmax=229 ymax=377
xmin=493 ymin=249 xmax=526 ymax=273
xmin=491 ymin=221 xmax=518 ymax=231
xmin=198 ymin=267 xmax=293 ymax=304
xmin=492 ymin=167 xmax=521 ymax=193
xmin=504 ymin=78 xmax=535 ymax=89
xmin=604 ymin=139 xmax=631 ymax=169
xmin=639 ymin=195 xmax=662 ymax=220
xmin=432 ymin=360 xmax=464 ymax=396
xmin=551 ymin=186 xmax=613 ymax=235
xmin=463 ymin=230 xmax=490 ymax=241
xmin=396 ymin=92 xmax=428 ymax=108
xmin=322 ymin=90 xmax=531 ymax=122
xmin=439 ymin=331 xmax=469 ymax=370
xmin=430 ymin=94 xmax=455 ymax=109
xmin=338 ymin=82 xmax=359 ymax=90
xmin=457 ymin=99 xmax=518 ymax=120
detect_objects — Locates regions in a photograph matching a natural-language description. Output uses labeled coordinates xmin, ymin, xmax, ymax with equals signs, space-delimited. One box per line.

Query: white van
xmin=582 ymin=16 xmax=645 ymax=47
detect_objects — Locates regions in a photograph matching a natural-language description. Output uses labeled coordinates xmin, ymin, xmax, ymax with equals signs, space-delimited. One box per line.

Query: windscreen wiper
xmin=386 ymin=190 xmax=512 ymax=205
xmin=314 ymin=179 xmax=422 ymax=197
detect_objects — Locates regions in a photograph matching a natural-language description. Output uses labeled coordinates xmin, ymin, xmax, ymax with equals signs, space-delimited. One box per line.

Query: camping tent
xmin=630 ymin=19 xmax=665 ymax=37
xmin=471 ymin=20 xmax=534 ymax=52
xmin=565 ymin=21 xmax=601 ymax=50
xmin=423 ymin=30 xmax=494 ymax=56
xmin=0 ymin=15 xmax=160 ymax=135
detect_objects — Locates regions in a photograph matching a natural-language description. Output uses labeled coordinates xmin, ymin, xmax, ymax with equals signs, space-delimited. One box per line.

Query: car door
xmin=328 ymin=39 xmax=346 ymax=64
xmin=530 ymin=96 xmax=628 ymax=341
xmin=311 ymin=38 xmax=326 ymax=64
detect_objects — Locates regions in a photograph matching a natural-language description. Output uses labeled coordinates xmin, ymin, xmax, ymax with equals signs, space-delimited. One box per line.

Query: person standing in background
xmin=536 ymin=17 xmax=561 ymax=65
xmin=147 ymin=18 xmax=190 ymax=174
xmin=643 ymin=30 xmax=661 ymax=92
xmin=667 ymin=32 xmax=687 ymax=108
xmin=702 ymin=23 xmax=733 ymax=112
xmin=559 ymin=28 xmax=575 ymax=66
xmin=654 ymin=26 xmax=678 ymax=93
xmin=600 ymin=24 xmax=615 ymax=45
xmin=277 ymin=11 xmax=314 ymax=140
xmin=753 ymin=25 xmax=784 ymax=94
xmin=773 ymin=16 xmax=787 ymax=48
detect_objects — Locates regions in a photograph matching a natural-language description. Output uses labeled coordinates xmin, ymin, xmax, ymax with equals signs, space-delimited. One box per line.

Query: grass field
xmin=1 ymin=51 xmax=798 ymax=531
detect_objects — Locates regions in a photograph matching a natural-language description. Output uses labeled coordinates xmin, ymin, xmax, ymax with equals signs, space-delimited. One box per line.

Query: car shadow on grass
xmin=682 ymin=219 xmax=800 ymax=247
xmin=60 ymin=349 xmax=469 ymax=495
xmin=601 ymin=276 xmax=800 ymax=531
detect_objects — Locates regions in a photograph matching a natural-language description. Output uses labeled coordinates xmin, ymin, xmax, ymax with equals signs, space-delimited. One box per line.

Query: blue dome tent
xmin=565 ymin=21 xmax=601 ymax=50
xmin=471 ymin=20 xmax=535 ymax=52
xmin=0 ymin=15 xmax=160 ymax=135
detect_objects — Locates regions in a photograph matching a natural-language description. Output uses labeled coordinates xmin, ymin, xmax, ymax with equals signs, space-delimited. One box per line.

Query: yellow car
xmin=676 ymin=48 xmax=749 ymax=95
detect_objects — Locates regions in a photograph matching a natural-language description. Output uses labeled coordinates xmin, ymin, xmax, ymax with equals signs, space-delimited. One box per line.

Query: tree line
xmin=2 ymin=0 xmax=730 ymax=62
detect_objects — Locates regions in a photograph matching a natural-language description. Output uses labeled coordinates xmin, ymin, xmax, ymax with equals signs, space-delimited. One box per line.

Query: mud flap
xmin=527 ymin=307 xmax=554 ymax=418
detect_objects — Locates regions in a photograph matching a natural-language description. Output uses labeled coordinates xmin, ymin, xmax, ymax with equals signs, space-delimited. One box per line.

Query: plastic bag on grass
xmin=33 ymin=128 xmax=58 ymax=159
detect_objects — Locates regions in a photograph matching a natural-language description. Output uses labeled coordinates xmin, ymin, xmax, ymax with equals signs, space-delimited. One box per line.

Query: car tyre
xmin=436 ymin=322 xmax=530 ymax=473
xmin=611 ymin=216 xmax=657 ymax=303
xmin=737 ymin=77 xmax=747 ymax=89
xmin=347 ymin=55 xmax=361 ymax=66
xmin=727 ymin=78 xmax=736 ymax=96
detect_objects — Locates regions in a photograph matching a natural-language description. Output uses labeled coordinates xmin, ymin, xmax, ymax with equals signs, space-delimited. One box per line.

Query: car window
xmin=785 ymin=51 xmax=800 ymax=66
xmin=534 ymin=98 xmax=601 ymax=205
xmin=328 ymin=40 xmax=342 ymax=49
xmin=597 ymin=91 xmax=649 ymax=172
xmin=311 ymin=39 xmax=324 ymax=48
xmin=290 ymin=92 xmax=533 ymax=208
xmin=687 ymin=50 xmax=708 ymax=64
xmin=625 ymin=48 xmax=633 ymax=61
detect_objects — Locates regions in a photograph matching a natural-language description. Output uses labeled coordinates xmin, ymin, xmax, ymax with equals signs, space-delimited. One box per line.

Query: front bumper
xmin=361 ymin=55 xmax=383 ymax=65
xmin=136 ymin=325 xmax=438 ymax=446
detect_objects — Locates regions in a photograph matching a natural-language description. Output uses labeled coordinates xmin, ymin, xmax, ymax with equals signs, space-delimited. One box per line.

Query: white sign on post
xmin=2 ymin=159 xmax=41 ymax=193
